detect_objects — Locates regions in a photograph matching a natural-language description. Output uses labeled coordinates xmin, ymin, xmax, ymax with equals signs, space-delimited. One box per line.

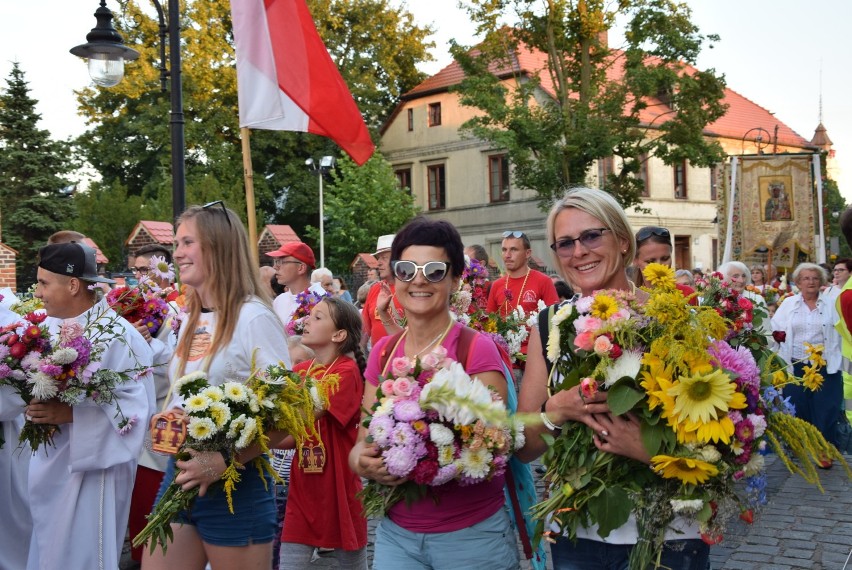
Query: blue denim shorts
xmin=154 ymin=456 xmax=277 ymax=546
xmin=373 ymin=508 xmax=519 ymax=570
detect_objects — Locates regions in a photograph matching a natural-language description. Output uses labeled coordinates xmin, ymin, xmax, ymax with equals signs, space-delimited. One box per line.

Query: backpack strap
xmin=455 ymin=324 xmax=477 ymax=368
xmin=378 ymin=331 xmax=407 ymax=377
xmin=538 ymin=303 xmax=556 ymax=378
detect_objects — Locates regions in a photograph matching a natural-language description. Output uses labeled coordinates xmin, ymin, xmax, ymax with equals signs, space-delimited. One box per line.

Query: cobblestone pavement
xmin=124 ymin=454 xmax=852 ymax=569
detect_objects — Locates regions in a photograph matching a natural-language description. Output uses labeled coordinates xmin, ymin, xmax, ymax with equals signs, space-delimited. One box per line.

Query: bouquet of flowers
xmin=0 ymin=308 xmax=150 ymax=451
xmin=533 ymin=264 xmax=849 ymax=569
xmin=450 ymin=258 xmax=490 ymax=321
xmin=10 ymin=284 xmax=43 ymax=315
xmin=107 ymin=255 xmax=177 ymax=336
xmin=468 ymin=302 xmax=544 ymax=363
xmin=359 ymin=347 xmax=524 ymax=517
xmin=133 ymin=358 xmax=337 ymax=554
xmin=286 ymin=289 xmax=329 ymax=335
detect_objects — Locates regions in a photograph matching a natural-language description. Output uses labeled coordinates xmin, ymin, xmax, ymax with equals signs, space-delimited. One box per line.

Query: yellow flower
xmin=184 ymin=394 xmax=211 ymax=413
xmin=643 ymin=291 xmax=690 ymax=325
xmin=687 ymin=415 xmax=737 ymax=444
xmin=590 ymin=293 xmax=619 ymax=320
xmin=802 ymin=366 xmax=824 ymax=391
xmin=643 ymin=263 xmax=677 ymax=290
xmin=668 ymin=369 xmax=742 ymax=424
xmin=208 ymin=401 xmax=232 ymax=429
xmin=651 ymin=455 xmax=719 ymax=485
xmin=804 ymin=343 xmax=827 ymax=368
xmin=484 ymin=319 xmax=497 ymax=333
xmin=771 ymin=369 xmax=791 ymax=387
xmin=187 ymin=417 xmax=217 ymax=441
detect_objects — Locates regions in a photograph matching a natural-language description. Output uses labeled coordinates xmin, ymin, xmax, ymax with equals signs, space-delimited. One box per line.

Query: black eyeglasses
xmin=550 ymin=228 xmax=610 ymax=258
xmin=203 ymin=200 xmax=232 ymax=228
xmin=392 ymin=260 xmax=450 ymax=283
xmin=132 ymin=266 xmax=150 ymax=274
xmin=635 ymin=226 xmax=670 ymax=244
xmin=502 ymin=231 xmax=526 ymax=238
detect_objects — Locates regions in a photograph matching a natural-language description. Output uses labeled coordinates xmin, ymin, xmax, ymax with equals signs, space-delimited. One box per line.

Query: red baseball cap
xmin=265 ymin=242 xmax=316 ymax=268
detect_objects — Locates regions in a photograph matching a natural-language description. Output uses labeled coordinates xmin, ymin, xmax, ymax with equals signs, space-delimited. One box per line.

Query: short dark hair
xmin=840 ymin=208 xmax=852 ymax=247
xmin=135 ymin=244 xmax=172 ymax=264
xmin=835 ymin=258 xmax=852 ymax=273
xmin=466 ymin=244 xmax=489 ymax=265
xmin=554 ymin=280 xmax=574 ymax=300
xmin=391 ymin=217 xmax=465 ymax=278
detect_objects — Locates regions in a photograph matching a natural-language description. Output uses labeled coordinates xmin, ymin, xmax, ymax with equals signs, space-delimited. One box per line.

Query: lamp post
xmin=72 ymin=0 xmax=185 ymax=222
xmin=306 ymin=156 xmax=336 ymax=268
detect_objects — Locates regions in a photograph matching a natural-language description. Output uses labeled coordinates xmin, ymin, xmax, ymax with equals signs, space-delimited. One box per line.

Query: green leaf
xmin=607 ymin=384 xmax=644 ymax=415
xmin=640 ymin=419 xmax=667 ymax=456
xmin=587 ymin=486 xmax=633 ymax=538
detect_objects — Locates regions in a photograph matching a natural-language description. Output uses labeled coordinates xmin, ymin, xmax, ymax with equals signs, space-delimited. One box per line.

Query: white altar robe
xmin=26 ymin=300 xmax=154 ymax=570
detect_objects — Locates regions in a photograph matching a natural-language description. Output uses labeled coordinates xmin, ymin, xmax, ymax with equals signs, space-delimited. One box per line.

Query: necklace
xmin=403 ymin=318 xmax=455 ymax=358
xmin=503 ymin=268 xmax=531 ymax=315
xmin=308 ymin=356 xmax=341 ymax=380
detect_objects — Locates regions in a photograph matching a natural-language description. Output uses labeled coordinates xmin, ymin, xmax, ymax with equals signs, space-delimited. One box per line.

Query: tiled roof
xmin=352 ymin=253 xmax=378 ymax=269
xmin=125 ymin=221 xmax=174 ymax=246
xmin=265 ymin=225 xmax=301 ymax=244
xmin=402 ymin=42 xmax=811 ymax=149
xmin=82 ymin=238 xmax=109 ymax=264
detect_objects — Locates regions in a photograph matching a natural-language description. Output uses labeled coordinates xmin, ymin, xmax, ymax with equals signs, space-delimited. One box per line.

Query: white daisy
xmin=236 ymin=417 xmax=258 ymax=449
xmin=459 ymin=447 xmax=493 ymax=479
xmin=223 ymin=382 xmax=248 ymax=403
xmin=437 ymin=444 xmax=456 ymax=467
xmin=173 ymin=371 xmax=208 ymax=395
xmin=184 ymin=394 xmax=212 ymax=413
xmin=208 ymin=401 xmax=232 ymax=428
xmin=202 ymin=387 xmax=224 ymax=402
xmin=187 ymin=417 xmax=217 ymax=441
xmin=227 ymin=414 xmax=247 ymax=439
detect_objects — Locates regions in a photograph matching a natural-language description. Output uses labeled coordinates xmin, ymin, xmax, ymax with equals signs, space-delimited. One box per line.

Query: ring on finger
xmin=578 ymin=385 xmax=587 ymax=405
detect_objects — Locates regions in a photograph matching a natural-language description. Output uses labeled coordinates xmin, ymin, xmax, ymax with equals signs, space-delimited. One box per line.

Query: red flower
xmin=772 ymin=331 xmax=786 ymax=343
xmin=737 ymin=297 xmax=753 ymax=310
xmin=610 ymin=344 xmax=623 ymax=359
xmin=22 ymin=325 xmax=42 ymax=341
xmin=9 ymin=342 xmax=27 ymax=360
xmin=26 ymin=312 xmax=47 ymax=324
xmin=411 ymin=459 xmax=439 ymax=485
xmin=739 ymin=509 xmax=754 ymax=524
xmin=6 ymin=333 xmax=19 ymax=346
xmin=701 ymin=533 xmax=724 ymax=545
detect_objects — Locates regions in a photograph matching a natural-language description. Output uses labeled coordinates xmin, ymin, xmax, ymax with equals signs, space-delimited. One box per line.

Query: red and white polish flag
xmin=230 ymin=0 xmax=375 ymax=165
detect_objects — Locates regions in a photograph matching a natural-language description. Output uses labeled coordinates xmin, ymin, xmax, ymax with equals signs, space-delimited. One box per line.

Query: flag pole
xmin=241 ymin=127 xmax=259 ymax=266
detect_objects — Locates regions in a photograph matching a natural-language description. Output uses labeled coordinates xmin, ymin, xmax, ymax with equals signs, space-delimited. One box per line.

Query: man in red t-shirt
xmin=361 ymin=234 xmax=405 ymax=353
xmin=486 ymin=231 xmax=559 ymax=365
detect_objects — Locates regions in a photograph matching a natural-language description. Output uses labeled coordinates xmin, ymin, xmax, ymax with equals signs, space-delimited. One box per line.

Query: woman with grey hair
xmin=718 ymin=260 xmax=770 ymax=331
xmin=770 ymin=263 xmax=843 ymax=463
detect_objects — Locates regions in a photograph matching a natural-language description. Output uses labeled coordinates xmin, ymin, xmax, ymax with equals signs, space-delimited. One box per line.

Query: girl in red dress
xmin=279 ymin=297 xmax=368 ymax=569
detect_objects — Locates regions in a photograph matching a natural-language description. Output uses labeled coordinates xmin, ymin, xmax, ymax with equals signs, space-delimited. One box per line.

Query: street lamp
xmin=70 ymin=1 xmax=139 ymax=87
xmin=72 ymin=0 xmax=185 ymax=222
xmin=306 ymin=156 xmax=336 ymax=268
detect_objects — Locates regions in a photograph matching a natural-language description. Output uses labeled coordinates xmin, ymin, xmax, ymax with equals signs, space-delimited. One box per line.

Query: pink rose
xmin=392 ymin=377 xmax=414 ymax=397
xmin=380 ymin=379 xmax=396 ymax=397
xmin=421 ymin=345 xmax=449 ymax=370
xmin=580 ymin=377 xmax=599 ymax=399
xmin=432 ymin=345 xmax=448 ymax=361
xmin=737 ymin=297 xmax=753 ymax=310
xmin=574 ymin=315 xmax=602 ymax=334
xmin=593 ymin=335 xmax=612 ymax=355
xmin=391 ymin=356 xmax=413 ymax=377
xmin=574 ymin=331 xmax=595 ymax=351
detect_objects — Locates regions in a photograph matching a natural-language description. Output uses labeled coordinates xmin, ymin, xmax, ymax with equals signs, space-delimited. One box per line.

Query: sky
xmin=2 ymin=0 xmax=850 ymax=201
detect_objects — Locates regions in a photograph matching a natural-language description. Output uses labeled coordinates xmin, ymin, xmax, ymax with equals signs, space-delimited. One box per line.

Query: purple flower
xmin=430 ymin=464 xmax=457 ymax=486
xmin=117 ymin=415 xmax=138 ymax=435
xmin=0 ymin=344 xmax=9 ymax=359
xmin=0 ymin=363 xmax=11 ymax=379
xmin=708 ymin=341 xmax=760 ymax=395
xmin=383 ymin=445 xmax=418 ymax=477
xmin=389 ymin=422 xmax=419 ymax=447
xmin=39 ymin=363 xmax=63 ymax=377
xmin=368 ymin=415 xmax=395 ymax=447
xmin=20 ymin=352 xmax=41 ymax=371
xmin=393 ymin=399 xmax=425 ymax=422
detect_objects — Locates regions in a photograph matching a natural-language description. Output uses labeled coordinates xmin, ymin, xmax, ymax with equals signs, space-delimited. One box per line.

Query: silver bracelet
xmin=540 ymin=411 xmax=563 ymax=432
xmin=194 ymin=452 xmax=219 ymax=480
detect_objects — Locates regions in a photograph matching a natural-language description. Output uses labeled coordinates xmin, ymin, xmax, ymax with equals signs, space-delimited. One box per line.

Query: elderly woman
xmin=349 ymin=217 xmax=518 ymax=569
xmin=771 ymin=263 xmax=843 ymax=459
xmin=518 ymin=188 xmax=709 ymax=569
xmin=718 ymin=260 xmax=770 ymax=330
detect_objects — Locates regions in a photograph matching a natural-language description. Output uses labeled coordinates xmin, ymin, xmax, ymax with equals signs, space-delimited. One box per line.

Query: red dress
xmin=281 ymin=356 xmax=367 ymax=550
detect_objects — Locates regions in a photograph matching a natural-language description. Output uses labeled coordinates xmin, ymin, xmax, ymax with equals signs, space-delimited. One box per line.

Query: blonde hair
xmin=545 ymin=187 xmax=635 ymax=281
xmin=174 ymin=205 xmax=271 ymax=376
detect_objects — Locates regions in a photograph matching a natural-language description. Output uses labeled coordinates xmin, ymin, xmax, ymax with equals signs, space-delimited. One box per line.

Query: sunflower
xmin=643 ymin=263 xmax=677 ymax=290
xmin=651 ymin=455 xmax=719 ymax=485
xmin=685 ymin=415 xmax=737 ymax=444
xmin=668 ymin=369 xmax=743 ymax=424
xmin=590 ymin=293 xmax=620 ymax=320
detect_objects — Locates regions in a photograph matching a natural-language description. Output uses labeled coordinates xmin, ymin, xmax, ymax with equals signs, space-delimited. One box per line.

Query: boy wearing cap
xmin=266 ymin=242 xmax=326 ymax=325
xmin=25 ymin=242 xmax=155 ymax=570
xmin=361 ymin=234 xmax=405 ymax=353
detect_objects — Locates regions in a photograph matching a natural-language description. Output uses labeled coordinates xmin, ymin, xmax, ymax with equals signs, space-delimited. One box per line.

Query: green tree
xmin=73 ymin=0 xmax=433 ymax=239
xmin=72 ymin=180 xmax=145 ymax=271
xmin=820 ymin=154 xmax=850 ymax=259
xmin=451 ymin=0 xmax=729 ymax=211
xmin=0 ymin=63 xmax=75 ymax=288
xmin=304 ymin=154 xmax=418 ymax=272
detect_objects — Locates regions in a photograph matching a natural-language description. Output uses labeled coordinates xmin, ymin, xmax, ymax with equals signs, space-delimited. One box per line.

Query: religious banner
xmin=720 ymin=154 xmax=816 ymax=268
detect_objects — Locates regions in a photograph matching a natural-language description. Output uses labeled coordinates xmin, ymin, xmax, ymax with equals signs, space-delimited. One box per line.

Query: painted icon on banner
xmin=760 ymin=176 xmax=793 ymax=222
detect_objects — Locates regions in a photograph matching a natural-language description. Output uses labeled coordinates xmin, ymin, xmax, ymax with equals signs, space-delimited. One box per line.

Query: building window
xmin=407 ymin=108 xmax=414 ymax=132
xmin=598 ymin=156 xmax=614 ymax=189
xmin=427 ymin=164 xmax=446 ymax=210
xmin=488 ymin=155 xmax=510 ymax=202
xmin=637 ymin=153 xmax=650 ymax=197
xmin=428 ymin=102 xmax=442 ymax=127
xmin=395 ymin=168 xmax=411 ymax=193
xmin=710 ymin=165 xmax=718 ymax=201
xmin=674 ymin=160 xmax=687 ymax=199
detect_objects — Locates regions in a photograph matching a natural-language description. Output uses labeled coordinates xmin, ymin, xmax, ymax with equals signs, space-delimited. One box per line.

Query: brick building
xmin=257 ymin=225 xmax=301 ymax=265
xmin=0 ymin=242 xmax=17 ymax=292
xmin=125 ymin=221 xmax=175 ymax=266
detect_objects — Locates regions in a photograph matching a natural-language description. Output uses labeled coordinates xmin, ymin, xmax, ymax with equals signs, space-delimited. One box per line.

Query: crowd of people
xmin=1 ymin=190 xmax=851 ymax=570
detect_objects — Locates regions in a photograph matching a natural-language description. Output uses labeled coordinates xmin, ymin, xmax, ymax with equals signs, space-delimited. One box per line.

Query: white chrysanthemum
xmin=551 ymin=303 xmax=575 ymax=327
xmin=208 ymin=401 xmax=232 ymax=428
xmin=459 ymin=447 xmax=493 ymax=479
xmin=29 ymin=372 xmax=58 ymax=400
xmin=310 ymin=385 xmax=325 ymax=411
xmin=747 ymin=413 xmax=767 ymax=438
xmin=187 ymin=417 xmax=217 ymax=441
xmin=698 ymin=445 xmax=722 ymax=463
xmin=512 ymin=419 xmax=526 ymax=450
xmin=248 ymin=393 xmax=260 ymax=413
xmin=223 ymin=382 xmax=248 ymax=402
xmin=429 ymin=423 xmax=455 ymax=446
xmin=184 ymin=394 xmax=212 ymax=413
xmin=236 ymin=417 xmax=258 ymax=449
xmin=50 ymin=347 xmax=79 ymax=365
xmin=438 ymin=444 xmax=456 ymax=466
xmin=173 ymin=371 xmax=208 ymax=394
xmin=227 ymin=414 xmax=247 ymax=439
xmin=546 ymin=325 xmax=561 ymax=362
xmin=670 ymin=499 xmax=704 ymax=514
xmin=373 ymin=398 xmax=394 ymax=418
xmin=603 ymin=350 xmax=643 ymax=388
xmin=202 ymin=387 xmax=224 ymax=402
xmin=743 ymin=453 xmax=765 ymax=476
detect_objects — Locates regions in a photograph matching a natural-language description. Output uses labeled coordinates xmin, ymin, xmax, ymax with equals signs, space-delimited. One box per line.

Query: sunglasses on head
xmin=502 ymin=230 xmax=526 ymax=239
xmin=202 ymin=200 xmax=232 ymax=228
xmin=391 ymin=260 xmax=450 ymax=283
xmin=636 ymin=226 xmax=670 ymax=244
xmin=550 ymin=228 xmax=610 ymax=258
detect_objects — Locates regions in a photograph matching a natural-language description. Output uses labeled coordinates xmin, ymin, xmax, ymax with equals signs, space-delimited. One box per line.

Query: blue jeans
xmin=787 ymin=363 xmax=843 ymax=446
xmin=551 ymin=536 xmax=709 ymax=570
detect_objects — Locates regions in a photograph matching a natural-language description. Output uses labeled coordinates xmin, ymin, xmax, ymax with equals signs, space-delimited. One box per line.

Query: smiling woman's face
xmin=554 ymin=208 xmax=628 ymax=296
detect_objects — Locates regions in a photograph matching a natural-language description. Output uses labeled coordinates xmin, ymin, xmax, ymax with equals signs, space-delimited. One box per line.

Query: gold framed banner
xmin=759 ymin=175 xmax=793 ymax=222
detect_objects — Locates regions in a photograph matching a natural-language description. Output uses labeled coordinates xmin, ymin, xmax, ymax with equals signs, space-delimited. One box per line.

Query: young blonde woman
xmin=143 ymin=202 xmax=291 ymax=570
